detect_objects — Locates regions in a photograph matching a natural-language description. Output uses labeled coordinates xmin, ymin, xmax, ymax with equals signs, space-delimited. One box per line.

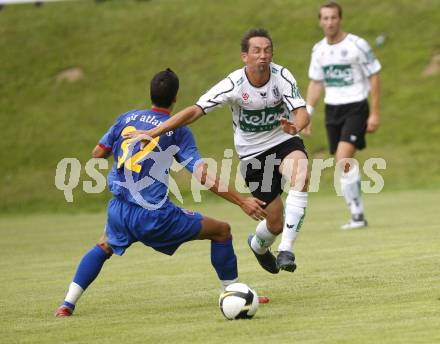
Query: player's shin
xmin=251 ymin=219 xmax=276 ymax=254
xmin=340 ymin=165 xmax=364 ymax=217
xmin=61 ymin=245 xmax=111 ymax=310
xmin=278 ymin=190 xmax=308 ymax=253
xmin=210 ymin=238 xmax=238 ymax=290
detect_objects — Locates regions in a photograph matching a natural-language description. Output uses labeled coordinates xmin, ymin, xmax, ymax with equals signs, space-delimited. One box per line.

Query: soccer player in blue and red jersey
xmin=55 ymin=69 xmax=266 ymax=317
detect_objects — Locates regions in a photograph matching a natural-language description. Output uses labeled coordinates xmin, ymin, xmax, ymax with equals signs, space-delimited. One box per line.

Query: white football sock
xmin=64 ymin=282 xmax=84 ymax=306
xmin=278 ymin=190 xmax=307 ymax=253
xmin=251 ymin=220 xmax=277 ymax=254
xmin=340 ymin=165 xmax=364 ymax=217
xmin=220 ymin=278 xmax=239 ymax=291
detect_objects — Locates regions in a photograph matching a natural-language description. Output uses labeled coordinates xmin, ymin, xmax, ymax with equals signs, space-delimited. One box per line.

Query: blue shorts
xmin=105 ymin=198 xmax=203 ymax=256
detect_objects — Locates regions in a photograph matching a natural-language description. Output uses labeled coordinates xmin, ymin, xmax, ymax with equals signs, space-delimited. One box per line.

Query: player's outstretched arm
xmin=123 ymin=105 xmax=204 ymax=143
xmin=194 ymin=163 xmax=267 ymax=221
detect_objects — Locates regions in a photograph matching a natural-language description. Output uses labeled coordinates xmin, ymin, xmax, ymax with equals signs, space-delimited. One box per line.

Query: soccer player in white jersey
xmin=125 ymin=28 xmax=310 ymax=274
xmin=305 ymin=1 xmax=381 ymax=230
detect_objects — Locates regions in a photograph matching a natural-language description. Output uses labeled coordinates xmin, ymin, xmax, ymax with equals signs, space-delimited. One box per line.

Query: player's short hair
xmin=241 ymin=28 xmax=273 ymax=53
xmin=150 ymin=68 xmax=179 ymax=108
xmin=319 ymin=1 xmax=343 ymax=19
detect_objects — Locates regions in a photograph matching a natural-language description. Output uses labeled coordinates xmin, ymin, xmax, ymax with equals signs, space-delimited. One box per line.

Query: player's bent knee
xmin=97 ymin=236 xmax=113 ymax=257
xmin=198 ymin=217 xmax=232 ymax=241
xmin=217 ymin=222 xmax=232 ymax=242
xmin=300 ymin=176 xmax=310 ymax=192
xmin=267 ymin=221 xmax=283 ymax=235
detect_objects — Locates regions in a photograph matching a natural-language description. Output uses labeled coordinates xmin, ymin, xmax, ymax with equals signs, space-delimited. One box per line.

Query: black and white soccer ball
xmin=219 ymin=283 xmax=259 ymax=320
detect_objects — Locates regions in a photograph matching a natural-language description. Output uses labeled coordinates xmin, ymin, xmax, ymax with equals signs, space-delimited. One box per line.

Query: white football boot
xmin=341 ymin=214 xmax=368 ymax=230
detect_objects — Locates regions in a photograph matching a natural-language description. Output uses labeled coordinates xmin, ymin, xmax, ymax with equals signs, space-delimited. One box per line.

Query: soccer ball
xmin=218 ymin=283 xmax=259 ymax=320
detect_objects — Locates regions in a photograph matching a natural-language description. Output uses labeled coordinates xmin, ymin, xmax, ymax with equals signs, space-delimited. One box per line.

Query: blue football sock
xmin=73 ymin=245 xmax=110 ymax=290
xmin=211 ymin=238 xmax=238 ymax=281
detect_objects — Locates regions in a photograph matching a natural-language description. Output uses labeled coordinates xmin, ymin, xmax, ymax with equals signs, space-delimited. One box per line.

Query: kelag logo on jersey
xmin=239 ymin=103 xmax=287 ymax=132
xmin=323 ymin=64 xmax=353 ymax=87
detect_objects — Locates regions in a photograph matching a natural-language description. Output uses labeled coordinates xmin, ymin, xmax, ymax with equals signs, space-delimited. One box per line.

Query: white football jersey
xmin=308 ymin=33 xmax=381 ymax=105
xmin=196 ymin=63 xmax=306 ymax=160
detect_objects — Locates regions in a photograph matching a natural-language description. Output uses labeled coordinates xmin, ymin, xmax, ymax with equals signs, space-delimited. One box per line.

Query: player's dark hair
xmin=240 ymin=28 xmax=273 ymax=53
xmin=319 ymin=1 xmax=342 ymax=19
xmin=150 ymin=68 xmax=179 ymax=108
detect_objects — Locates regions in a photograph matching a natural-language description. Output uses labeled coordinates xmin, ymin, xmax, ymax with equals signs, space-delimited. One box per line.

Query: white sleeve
xmin=280 ymin=68 xmax=306 ymax=111
xmin=195 ymin=77 xmax=235 ymax=114
xmin=356 ymin=37 xmax=381 ymax=76
xmin=308 ymin=45 xmax=324 ymax=81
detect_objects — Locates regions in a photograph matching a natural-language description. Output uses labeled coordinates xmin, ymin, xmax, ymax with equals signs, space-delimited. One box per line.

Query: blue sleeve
xmin=98 ymin=116 xmax=124 ymax=152
xmin=174 ymin=127 xmax=203 ymax=173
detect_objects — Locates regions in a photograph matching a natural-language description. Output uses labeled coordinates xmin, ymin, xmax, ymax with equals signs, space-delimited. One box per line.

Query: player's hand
xmin=302 ymin=123 xmax=312 ymax=136
xmin=123 ymin=130 xmax=150 ymax=141
xmin=367 ymin=114 xmax=380 ymax=133
xmin=240 ymin=197 xmax=267 ymax=221
xmin=279 ymin=118 xmax=298 ymax=135
xmin=123 ymin=130 xmax=153 ymax=148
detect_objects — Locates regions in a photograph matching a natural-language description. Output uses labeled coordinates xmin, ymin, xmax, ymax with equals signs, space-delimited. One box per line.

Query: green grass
xmin=1 ymin=189 xmax=440 ymax=344
xmin=1 ymin=1 xmax=439 ymax=342
xmin=0 ymin=0 xmax=440 ymax=212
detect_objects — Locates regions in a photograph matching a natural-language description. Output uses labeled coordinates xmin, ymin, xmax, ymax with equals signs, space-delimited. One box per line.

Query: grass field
xmin=1 ymin=1 xmax=439 ymax=342
xmin=1 ymin=189 xmax=439 ymax=344
xmin=1 ymin=0 xmax=440 ymax=211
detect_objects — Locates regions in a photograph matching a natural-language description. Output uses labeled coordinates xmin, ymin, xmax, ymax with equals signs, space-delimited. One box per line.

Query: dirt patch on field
xmin=56 ymin=67 xmax=84 ymax=83
xmin=422 ymin=53 xmax=440 ymax=77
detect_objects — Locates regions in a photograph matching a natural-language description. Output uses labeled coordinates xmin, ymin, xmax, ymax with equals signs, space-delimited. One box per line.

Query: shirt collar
xmin=151 ymin=107 xmax=171 ymax=115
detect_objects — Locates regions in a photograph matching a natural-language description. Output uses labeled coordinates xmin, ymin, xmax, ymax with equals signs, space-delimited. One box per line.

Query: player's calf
xmin=55 ymin=243 xmax=112 ymax=317
xmin=211 ymin=234 xmax=238 ymax=290
xmin=276 ymin=190 xmax=307 ymax=273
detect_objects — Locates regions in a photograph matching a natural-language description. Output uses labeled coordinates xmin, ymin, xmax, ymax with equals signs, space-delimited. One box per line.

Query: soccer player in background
xmin=55 ymin=69 xmax=266 ymax=317
xmin=305 ymin=1 xmax=381 ymax=229
xmin=124 ymin=29 xmax=310 ymax=275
